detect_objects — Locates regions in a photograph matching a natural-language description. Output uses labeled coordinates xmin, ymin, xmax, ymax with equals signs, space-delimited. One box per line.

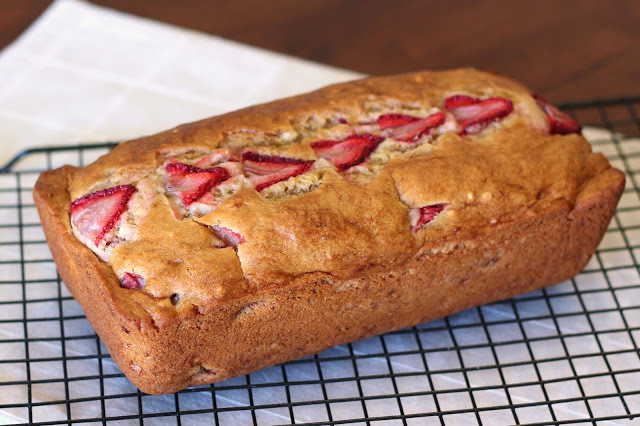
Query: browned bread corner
xmin=34 ymin=69 xmax=625 ymax=394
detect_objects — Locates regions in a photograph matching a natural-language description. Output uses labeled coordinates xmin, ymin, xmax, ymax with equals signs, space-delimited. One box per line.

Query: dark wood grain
xmin=1 ymin=0 xmax=638 ymax=103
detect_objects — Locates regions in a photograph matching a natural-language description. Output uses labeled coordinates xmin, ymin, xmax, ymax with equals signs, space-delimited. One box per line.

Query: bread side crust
xmin=34 ymin=162 xmax=624 ymax=394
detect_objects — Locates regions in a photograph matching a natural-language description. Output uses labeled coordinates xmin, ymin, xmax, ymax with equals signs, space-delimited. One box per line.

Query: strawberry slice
xmin=411 ymin=203 xmax=448 ymax=232
xmin=165 ymin=162 xmax=230 ymax=206
xmin=194 ymin=149 xmax=240 ymax=168
xmin=534 ymin=95 xmax=581 ymax=135
xmin=444 ymin=95 xmax=513 ymax=134
xmin=121 ymin=272 xmax=145 ymax=289
xmin=70 ymin=185 xmax=136 ymax=246
xmin=377 ymin=112 xmax=446 ymax=142
xmin=444 ymin=95 xmax=477 ymax=109
xmin=377 ymin=114 xmax=418 ymax=129
xmin=211 ymin=225 xmax=245 ymax=248
xmin=310 ymin=134 xmax=384 ymax=171
xmin=242 ymin=151 xmax=314 ymax=191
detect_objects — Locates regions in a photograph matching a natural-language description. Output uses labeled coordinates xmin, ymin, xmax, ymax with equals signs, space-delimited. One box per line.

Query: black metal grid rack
xmin=0 ymin=98 xmax=639 ymax=425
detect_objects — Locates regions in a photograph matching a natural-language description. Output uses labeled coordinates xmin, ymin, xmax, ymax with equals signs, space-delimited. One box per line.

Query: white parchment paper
xmin=0 ymin=0 xmax=361 ymax=167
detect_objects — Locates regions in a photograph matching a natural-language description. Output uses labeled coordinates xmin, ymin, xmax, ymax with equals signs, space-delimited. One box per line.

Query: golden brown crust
xmin=34 ymin=69 xmax=625 ymax=394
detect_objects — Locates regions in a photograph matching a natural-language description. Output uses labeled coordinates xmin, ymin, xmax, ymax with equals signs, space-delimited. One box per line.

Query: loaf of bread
xmin=34 ymin=69 xmax=624 ymax=395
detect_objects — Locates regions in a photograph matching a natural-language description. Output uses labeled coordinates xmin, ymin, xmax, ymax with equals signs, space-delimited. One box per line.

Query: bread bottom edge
xmin=35 ymin=166 xmax=624 ymax=395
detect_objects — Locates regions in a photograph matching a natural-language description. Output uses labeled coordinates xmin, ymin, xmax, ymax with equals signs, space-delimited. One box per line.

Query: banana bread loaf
xmin=34 ymin=69 xmax=625 ymax=394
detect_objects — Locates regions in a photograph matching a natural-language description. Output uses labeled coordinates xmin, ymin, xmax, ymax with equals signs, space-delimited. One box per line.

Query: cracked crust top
xmin=38 ymin=68 xmax=618 ymax=328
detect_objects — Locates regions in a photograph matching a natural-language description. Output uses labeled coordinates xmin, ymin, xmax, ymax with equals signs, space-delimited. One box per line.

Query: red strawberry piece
xmin=165 ymin=162 xmax=230 ymax=206
xmin=377 ymin=114 xmax=417 ymax=129
xmin=444 ymin=95 xmax=513 ymax=134
xmin=194 ymin=149 xmax=241 ymax=168
xmin=534 ymin=95 xmax=581 ymax=135
xmin=377 ymin=112 xmax=446 ymax=142
xmin=217 ymin=161 xmax=243 ymax=176
xmin=411 ymin=203 xmax=448 ymax=232
xmin=70 ymin=185 xmax=136 ymax=246
xmin=444 ymin=95 xmax=478 ymax=109
xmin=310 ymin=134 xmax=384 ymax=171
xmin=242 ymin=151 xmax=314 ymax=191
xmin=212 ymin=225 xmax=245 ymax=248
xmin=121 ymin=272 xmax=145 ymax=289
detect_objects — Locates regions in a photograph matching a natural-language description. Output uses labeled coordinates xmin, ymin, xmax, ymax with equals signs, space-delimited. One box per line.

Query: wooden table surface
xmin=2 ymin=0 xmax=639 ymax=104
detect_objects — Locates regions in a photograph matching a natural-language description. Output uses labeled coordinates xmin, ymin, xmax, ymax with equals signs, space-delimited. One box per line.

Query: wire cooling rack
xmin=0 ymin=98 xmax=639 ymax=426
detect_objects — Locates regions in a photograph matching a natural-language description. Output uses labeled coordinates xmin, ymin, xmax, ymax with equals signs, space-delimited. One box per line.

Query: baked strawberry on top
xmin=533 ymin=95 xmax=581 ymax=135
xmin=69 ymin=184 xmax=136 ymax=246
xmin=121 ymin=272 xmax=145 ymax=290
xmin=193 ymin=149 xmax=240 ymax=168
xmin=444 ymin=95 xmax=513 ymax=134
xmin=242 ymin=151 xmax=314 ymax=191
xmin=410 ymin=203 xmax=448 ymax=232
xmin=211 ymin=225 xmax=245 ymax=249
xmin=311 ymin=134 xmax=384 ymax=171
xmin=377 ymin=112 xmax=446 ymax=142
xmin=165 ymin=162 xmax=231 ymax=206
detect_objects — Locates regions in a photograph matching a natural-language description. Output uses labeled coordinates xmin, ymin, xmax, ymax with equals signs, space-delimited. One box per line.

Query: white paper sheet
xmin=0 ymin=0 xmax=361 ymax=167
